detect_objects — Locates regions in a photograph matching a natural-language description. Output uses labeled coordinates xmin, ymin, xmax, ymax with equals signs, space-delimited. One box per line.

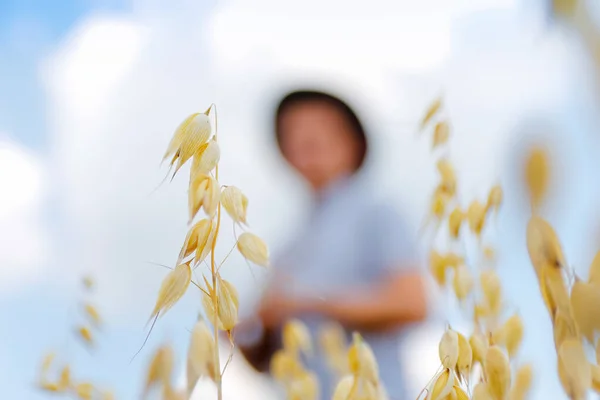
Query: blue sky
xmin=1 ymin=1 xmax=600 ymax=399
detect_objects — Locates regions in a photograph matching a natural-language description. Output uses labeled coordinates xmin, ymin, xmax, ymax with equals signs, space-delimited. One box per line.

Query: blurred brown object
xmin=237 ymin=326 xmax=280 ymax=373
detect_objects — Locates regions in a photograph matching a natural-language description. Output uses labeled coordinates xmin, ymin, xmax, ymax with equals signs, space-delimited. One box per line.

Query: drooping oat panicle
xmin=83 ymin=303 xmax=102 ymax=327
xmin=187 ymin=319 xmax=217 ymax=395
xmin=178 ymin=218 xmax=215 ymax=264
xmin=221 ymin=186 xmax=248 ymax=225
xmin=432 ymin=121 xmax=450 ymax=149
xmin=524 ymin=146 xmax=550 ymax=212
xmin=484 ymin=346 xmax=511 ymax=400
xmin=283 ymin=319 xmax=312 ymax=357
xmin=439 ymin=329 xmax=459 ymax=370
xmin=149 ymin=262 xmax=192 ymax=323
xmin=188 ymin=174 xmax=220 ymax=221
xmin=237 ymin=232 xmax=269 ymax=267
xmin=558 ymin=338 xmax=591 ymax=399
xmin=509 ymin=363 xmax=533 ymax=400
xmin=190 ymin=138 xmax=220 ymax=179
xmin=420 ymin=96 xmax=443 ymax=131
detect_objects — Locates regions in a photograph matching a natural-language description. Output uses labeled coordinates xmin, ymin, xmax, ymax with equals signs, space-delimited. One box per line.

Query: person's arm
xmin=314 ymin=269 xmax=427 ymax=331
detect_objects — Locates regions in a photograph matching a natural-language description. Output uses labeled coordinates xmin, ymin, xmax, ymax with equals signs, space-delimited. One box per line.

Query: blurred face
xmin=278 ymin=101 xmax=362 ymax=190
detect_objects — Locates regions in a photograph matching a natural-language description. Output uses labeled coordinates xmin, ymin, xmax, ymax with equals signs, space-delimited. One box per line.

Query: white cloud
xmin=0 ymin=138 xmax=48 ymax=294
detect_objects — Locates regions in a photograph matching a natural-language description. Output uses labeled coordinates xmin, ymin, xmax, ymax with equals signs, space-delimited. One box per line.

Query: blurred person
xmin=235 ymin=89 xmax=428 ymax=399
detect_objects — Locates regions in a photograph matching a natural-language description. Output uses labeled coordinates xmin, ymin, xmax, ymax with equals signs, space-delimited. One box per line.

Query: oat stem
xmin=209 ymin=103 xmax=223 ymax=400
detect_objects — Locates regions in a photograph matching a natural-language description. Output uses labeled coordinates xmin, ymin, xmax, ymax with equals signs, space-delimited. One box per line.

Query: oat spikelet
xmin=524 ymin=146 xmax=550 ymax=212
xmin=484 ymin=346 xmax=511 ymax=400
xmin=188 ymin=174 xmax=220 ymax=221
xmin=570 ymin=280 xmax=600 ymax=343
xmin=432 ymin=121 xmax=450 ymax=149
xmin=190 ymin=138 xmax=220 ymax=178
xmin=187 ymin=319 xmax=217 ymax=395
xmin=83 ymin=303 xmax=102 ymax=327
xmin=283 ymin=319 xmax=312 ymax=357
xmin=558 ymin=338 xmax=591 ymax=399
xmin=221 ymin=186 xmax=249 ymax=225
xmin=150 ymin=262 xmax=192 ymax=322
xmin=178 ymin=218 xmax=215 ymax=264
xmin=509 ymin=363 xmax=533 ymax=400
xmin=439 ymin=329 xmax=459 ymax=370
xmin=467 ymin=200 xmax=486 ymax=237
xmin=237 ymin=232 xmax=269 ymax=267
xmin=420 ymin=96 xmax=443 ymax=131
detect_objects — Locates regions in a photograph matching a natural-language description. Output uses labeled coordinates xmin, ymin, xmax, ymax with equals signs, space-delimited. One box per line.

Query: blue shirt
xmin=272 ymin=174 xmax=420 ymax=399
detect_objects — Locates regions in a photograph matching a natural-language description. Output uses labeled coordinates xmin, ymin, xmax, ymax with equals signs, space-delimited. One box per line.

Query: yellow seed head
xmin=57 ymin=365 xmax=71 ymax=391
xmin=430 ymin=368 xmax=455 ymax=400
xmin=237 ymin=232 xmax=269 ymax=267
xmin=149 ymin=262 xmax=192 ymax=321
xmin=469 ymin=331 xmax=488 ymax=365
xmin=456 ymin=332 xmax=472 ymax=379
xmin=524 ymin=146 xmax=550 ymax=211
xmin=452 ymin=264 xmax=474 ymax=301
xmin=190 ymin=138 xmax=220 ymax=178
xmin=432 ymin=121 xmax=450 ymax=149
xmin=553 ymin=309 xmax=579 ymax=351
xmin=83 ymin=304 xmax=102 ymax=327
xmin=480 ymin=269 xmax=502 ymax=316
xmin=167 ymin=111 xmax=212 ymax=174
xmin=270 ymin=349 xmax=303 ymax=382
xmin=221 ymin=186 xmax=249 ymax=225
xmin=420 ymin=96 xmax=443 ymax=131
xmin=439 ymin=329 xmax=459 ymax=370
xmin=77 ymin=326 xmax=93 ymax=346
xmin=188 ymin=174 xmax=220 ymax=221
xmin=75 ymin=382 xmax=95 ymax=400
xmin=436 ymin=159 xmax=456 ymax=197
xmin=484 ymin=346 xmax=511 ymax=400
xmin=526 ymin=215 xmax=566 ymax=278
xmin=589 ymin=250 xmax=600 ymax=286
xmin=283 ymin=319 xmax=312 ymax=356
xmin=486 ymin=184 xmax=503 ymax=214
xmin=348 ymin=333 xmax=379 ymax=384
xmin=178 ymin=218 xmax=215 ymax=264
xmin=472 ymin=382 xmax=493 ymax=400
xmin=467 ymin=200 xmax=486 ymax=236
xmin=570 ymin=280 xmax=600 ymax=343
xmin=319 ymin=322 xmax=349 ymax=377
xmin=509 ymin=363 xmax=533 ymax=400
xmin=187 ymin=319 xmax=217 ymax=395
xmin=558 ymin=338 xmax=591 ymax=399
xmin=448 ymin=207 xmax=464 ymax=239
xmin=201 ymin=276 xmax=239 ymax=331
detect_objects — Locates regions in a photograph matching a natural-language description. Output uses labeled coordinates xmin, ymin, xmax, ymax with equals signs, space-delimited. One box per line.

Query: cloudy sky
xmin=2 ymin=0 xmax=600 ymax=399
